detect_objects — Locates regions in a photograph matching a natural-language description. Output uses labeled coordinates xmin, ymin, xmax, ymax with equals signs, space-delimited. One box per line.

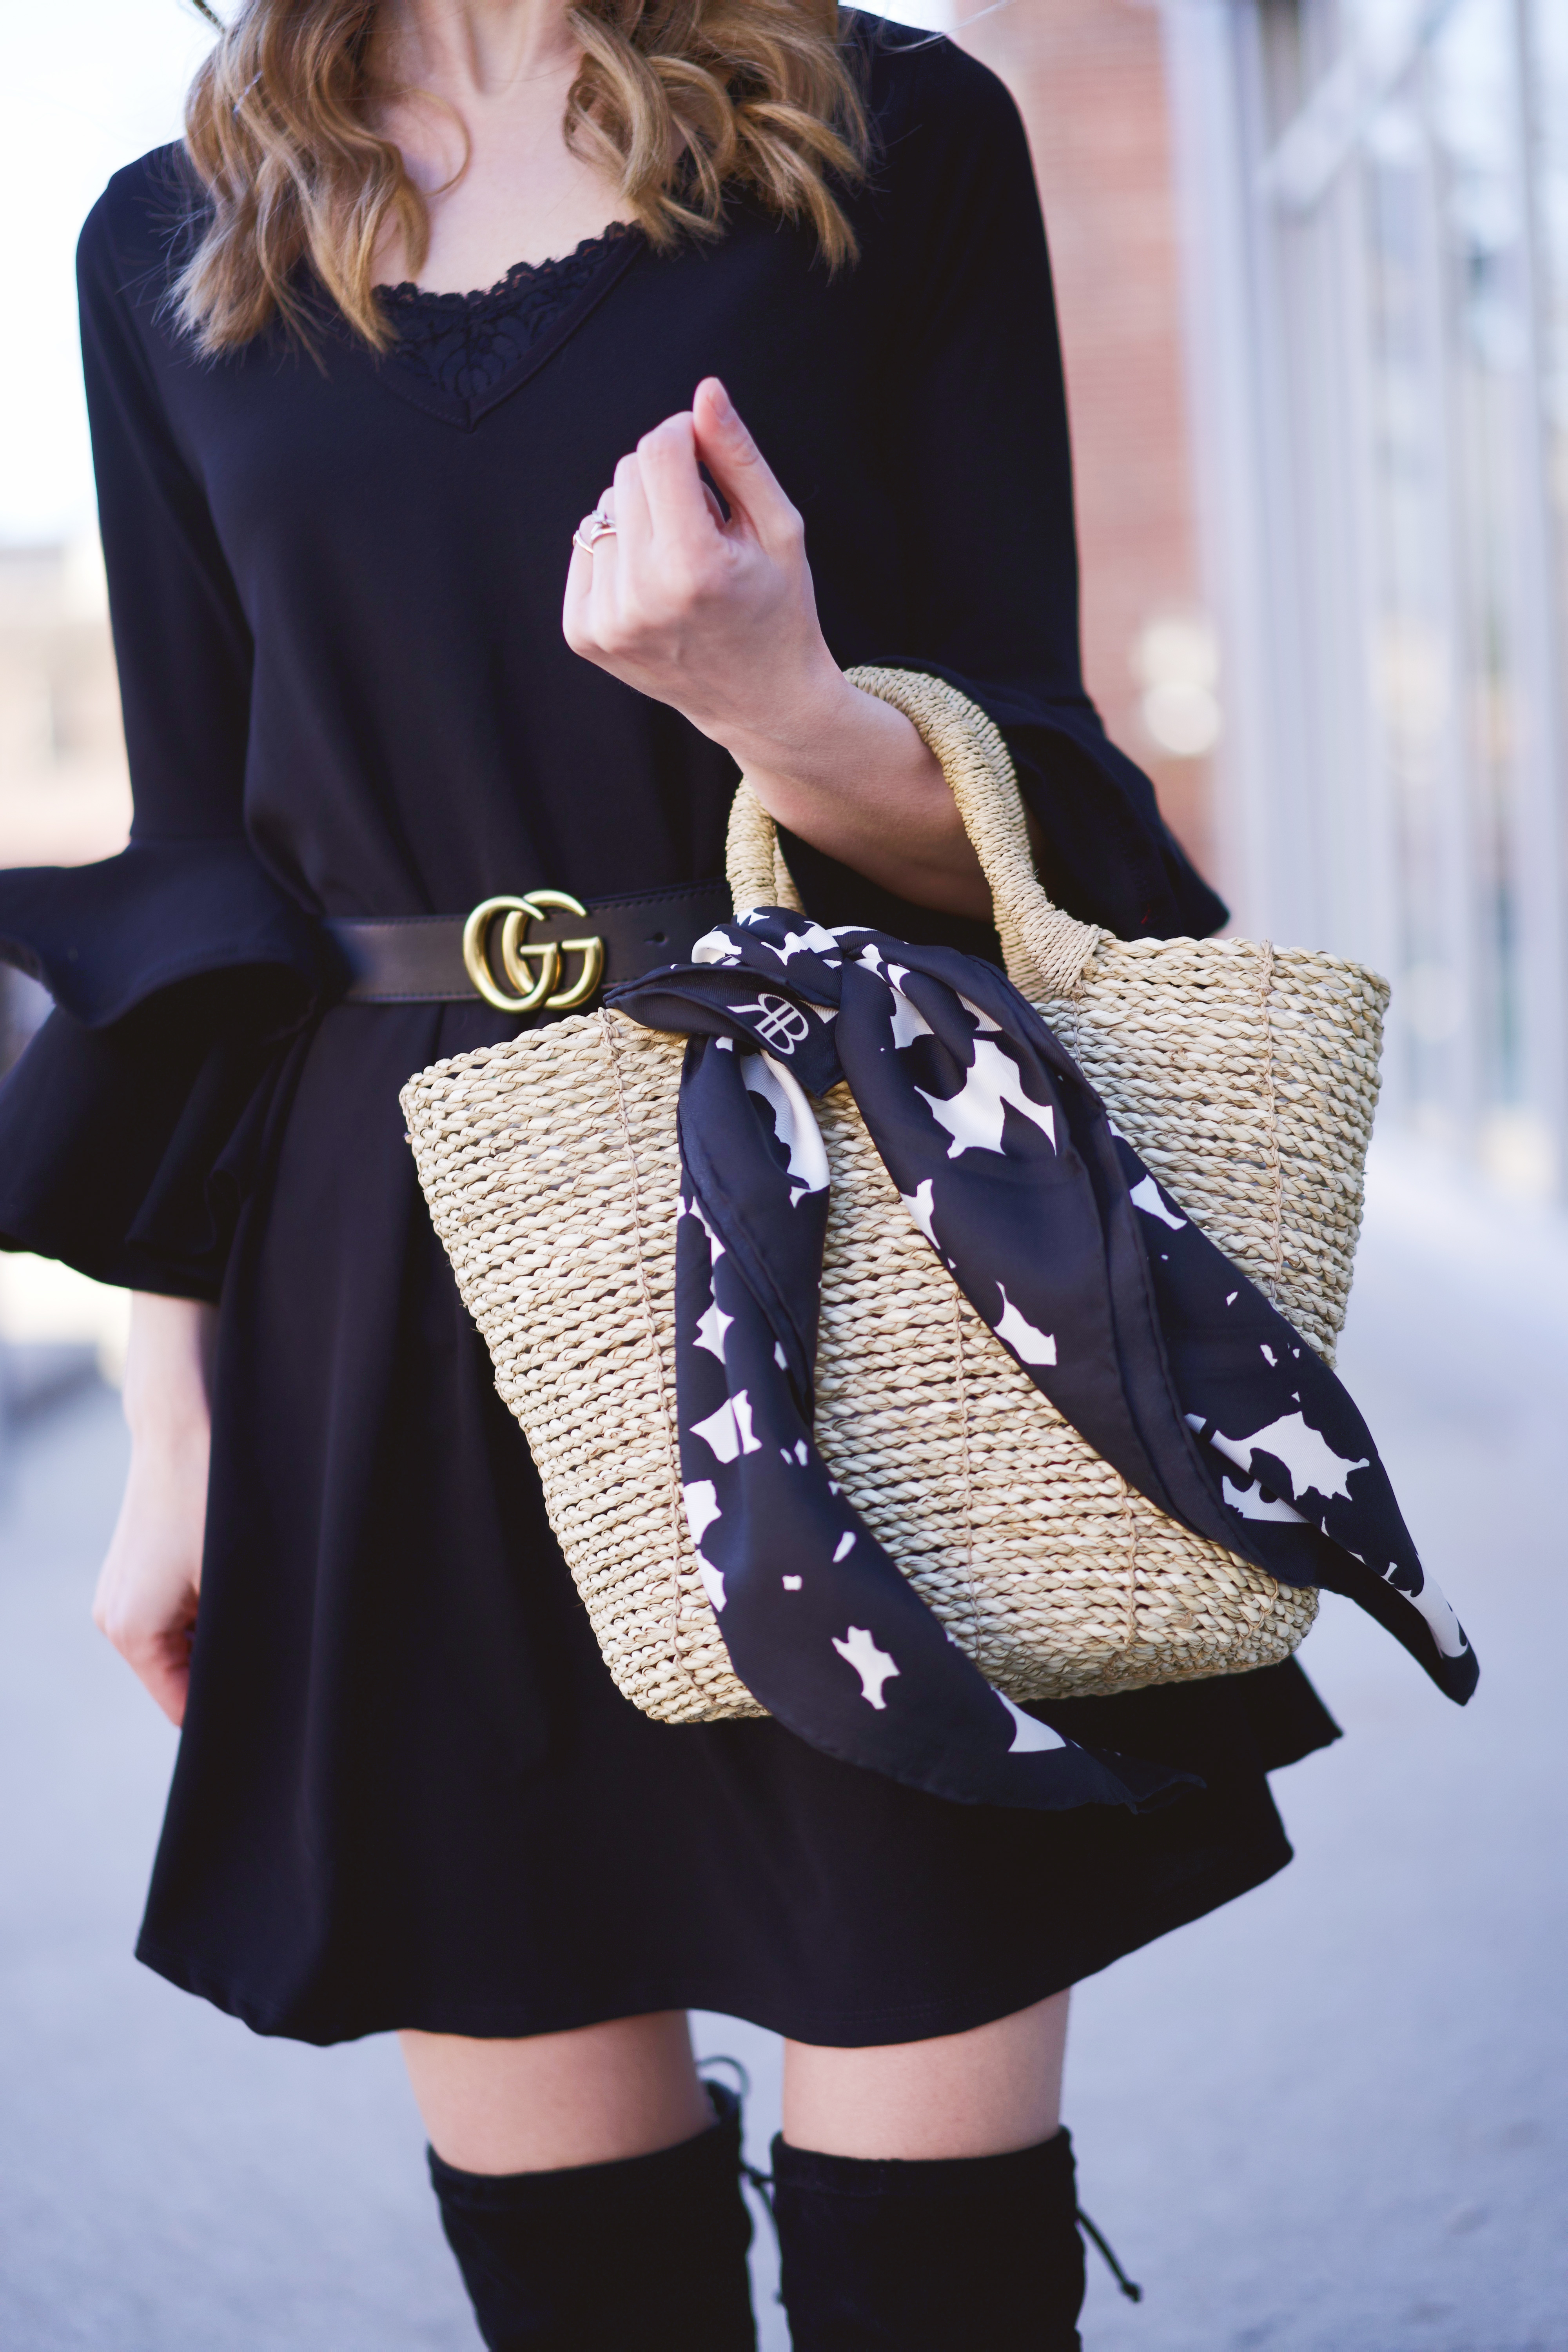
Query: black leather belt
xmin=326 ymin=880 xmax=731 ymax=1009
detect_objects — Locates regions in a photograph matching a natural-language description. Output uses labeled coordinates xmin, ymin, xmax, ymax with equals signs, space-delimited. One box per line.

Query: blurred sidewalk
xmin=1 ymin=1147 xmax=1564 ymax=2352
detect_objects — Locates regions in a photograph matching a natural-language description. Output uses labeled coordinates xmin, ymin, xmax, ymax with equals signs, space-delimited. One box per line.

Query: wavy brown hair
xmin=176 ymin=0 xmax=868 ymax=354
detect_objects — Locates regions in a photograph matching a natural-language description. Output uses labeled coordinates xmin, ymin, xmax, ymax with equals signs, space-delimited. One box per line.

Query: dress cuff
xmin=0 ymin=840 xmax=330 ymax=1297
xmin=0 ymin=836 xmax=329 ymax=1027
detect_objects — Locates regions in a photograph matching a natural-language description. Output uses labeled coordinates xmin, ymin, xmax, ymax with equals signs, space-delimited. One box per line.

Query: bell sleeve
xmin=0 ymin=167 xmax=328 ymax=1300
xmin=827 ymin=31 xmax=1227 ymax=944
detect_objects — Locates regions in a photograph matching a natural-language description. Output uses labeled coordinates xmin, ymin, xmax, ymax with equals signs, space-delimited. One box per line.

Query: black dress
xmin=0 ymin=22 xmax=1338 ymax=2046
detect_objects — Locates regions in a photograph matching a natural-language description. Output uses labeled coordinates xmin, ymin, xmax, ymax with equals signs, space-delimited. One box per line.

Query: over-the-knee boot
xmin=428 ymin=2082 xmax=757 ymax=2351
xmin=772 ymin=2123 xmax=1087 ymax=2352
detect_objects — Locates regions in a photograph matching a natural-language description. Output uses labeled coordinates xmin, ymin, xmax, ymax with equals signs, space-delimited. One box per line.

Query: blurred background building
xmin=1163 ymin=0 xmax=1568 ymax=1203
xmin=967 ymin=0 xmax=1568 ymax=1207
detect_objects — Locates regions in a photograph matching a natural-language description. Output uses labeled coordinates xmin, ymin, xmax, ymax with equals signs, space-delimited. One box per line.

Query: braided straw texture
xmin=403 ymin=669 xmax=1383 ymax=1720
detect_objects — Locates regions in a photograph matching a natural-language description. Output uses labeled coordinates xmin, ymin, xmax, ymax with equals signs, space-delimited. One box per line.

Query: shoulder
xmin=846 ymin=14 xmax=1028 ymax=155
xmin=78 ymin=144 xmax=203 ymax=309
xmin=839 ymin=16 xmax=1039 ymax=274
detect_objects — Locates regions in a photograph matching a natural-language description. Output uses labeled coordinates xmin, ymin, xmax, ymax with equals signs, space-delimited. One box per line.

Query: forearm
xmin=98 ymin=1292 xmax=215 ymax=1727
xmin=713 ymin=665 xmax=990 ymax=920
xmin=123 ymin=1291 xmax=217 ymax=1453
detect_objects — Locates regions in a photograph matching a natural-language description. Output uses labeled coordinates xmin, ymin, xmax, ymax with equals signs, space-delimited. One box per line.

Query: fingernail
xmin=708 ymin=377 xmax=735 ymax=422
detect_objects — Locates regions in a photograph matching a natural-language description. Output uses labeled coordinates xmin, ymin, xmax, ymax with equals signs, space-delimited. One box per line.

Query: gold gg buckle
xmin=461 ymin=891 xmax=605 ymax=1014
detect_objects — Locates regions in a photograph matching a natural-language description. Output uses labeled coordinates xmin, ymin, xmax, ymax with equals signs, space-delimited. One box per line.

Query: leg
xmin=782 ymin=1986 xmax=1070 ymax=2159
xmin=404 ymin=2014 xmax=754 ymax=2351
xmin=773 ymin=1992 xmax=1083 ymax=2352
xmin=401 ymin=2010 xmax=710 ymax=2172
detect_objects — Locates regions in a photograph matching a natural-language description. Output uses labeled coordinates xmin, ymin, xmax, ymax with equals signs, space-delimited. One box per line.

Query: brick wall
xmin=955 ymin=0 xmax=1218 ymax=887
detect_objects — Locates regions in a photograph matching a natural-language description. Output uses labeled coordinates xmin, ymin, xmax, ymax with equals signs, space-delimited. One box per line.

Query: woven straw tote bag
xmin=401 ymin=668 xmax=1388 ymax=1723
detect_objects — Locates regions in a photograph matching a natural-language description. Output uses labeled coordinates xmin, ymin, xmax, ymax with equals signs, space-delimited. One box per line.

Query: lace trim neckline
xmin=376 ymin=223 xmax=634 ymax=310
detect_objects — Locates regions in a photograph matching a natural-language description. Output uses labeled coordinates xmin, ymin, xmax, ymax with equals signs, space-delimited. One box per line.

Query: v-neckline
xmin=365 ymin=225 xmax=644 ymax=432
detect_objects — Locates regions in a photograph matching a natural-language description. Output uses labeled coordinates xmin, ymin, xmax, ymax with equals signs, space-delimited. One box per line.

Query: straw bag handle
xmin=724 ymin=667 xmax=1105 ymax=1002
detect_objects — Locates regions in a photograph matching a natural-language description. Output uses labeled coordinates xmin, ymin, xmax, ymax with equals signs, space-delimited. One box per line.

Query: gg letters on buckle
xmin=461 ymin=891 xmax=606 ymax=1013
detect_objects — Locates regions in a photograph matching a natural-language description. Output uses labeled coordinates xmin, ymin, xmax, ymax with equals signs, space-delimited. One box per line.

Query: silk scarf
xmin=611 ymin=915 xmax=1476 ymax=1815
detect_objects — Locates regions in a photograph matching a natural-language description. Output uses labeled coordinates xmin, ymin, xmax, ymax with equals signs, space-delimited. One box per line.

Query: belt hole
xmin=647 ymin=931 xmax=667 ymax=944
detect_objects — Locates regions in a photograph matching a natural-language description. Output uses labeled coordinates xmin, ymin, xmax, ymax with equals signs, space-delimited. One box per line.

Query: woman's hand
xmin=563 ymin=378 xmax=990 ymax=917
xmin=93 ymin=1294 xmax=216 ymax=1728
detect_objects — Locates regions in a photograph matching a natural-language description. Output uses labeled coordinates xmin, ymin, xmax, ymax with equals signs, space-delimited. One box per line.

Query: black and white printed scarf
xmin=610 ymin=913 xmax=1477 ymax=1815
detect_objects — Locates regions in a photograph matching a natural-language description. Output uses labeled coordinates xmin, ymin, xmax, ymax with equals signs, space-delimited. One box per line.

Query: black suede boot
xmin=772 ymin=2123 xmax=1087 ymax=2352
xmin=428 ymin=2082 xmax=757 ymax=2351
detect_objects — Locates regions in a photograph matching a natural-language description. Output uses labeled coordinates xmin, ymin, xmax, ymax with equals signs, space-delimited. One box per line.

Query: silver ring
xmin=572 ymin=509 xmax=617 ymax=556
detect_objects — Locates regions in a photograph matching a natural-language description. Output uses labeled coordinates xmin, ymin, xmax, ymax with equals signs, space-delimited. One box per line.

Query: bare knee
xmin=782 ymin=1987 xmax=1070 ymax=2161
xmin=401 ymin=2009 xmax=711 ymax=2174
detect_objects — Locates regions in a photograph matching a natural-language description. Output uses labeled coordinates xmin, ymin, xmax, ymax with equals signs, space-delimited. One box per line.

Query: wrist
xmin=702 ymin=651 xmax=857 ymax=779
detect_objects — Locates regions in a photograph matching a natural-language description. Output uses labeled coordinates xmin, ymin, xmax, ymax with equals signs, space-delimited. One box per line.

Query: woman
xmin=0 ymin=1 xmax=1343 ymax=2343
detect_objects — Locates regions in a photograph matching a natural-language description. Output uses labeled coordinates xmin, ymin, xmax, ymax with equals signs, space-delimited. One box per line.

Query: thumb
xmin=691 ymin=377 xmax=795 ymax=540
